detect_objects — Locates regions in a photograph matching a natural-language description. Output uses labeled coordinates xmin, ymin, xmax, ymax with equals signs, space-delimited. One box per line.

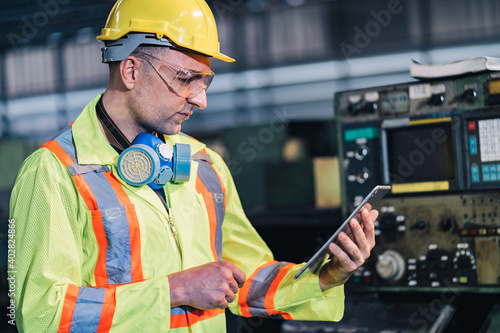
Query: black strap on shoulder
xmin=96 ymin=96 xmax=131 ymax=152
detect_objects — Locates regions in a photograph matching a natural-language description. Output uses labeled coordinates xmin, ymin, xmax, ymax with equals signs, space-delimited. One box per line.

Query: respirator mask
xmin=117 ymin=133 xmax=191 ymax=190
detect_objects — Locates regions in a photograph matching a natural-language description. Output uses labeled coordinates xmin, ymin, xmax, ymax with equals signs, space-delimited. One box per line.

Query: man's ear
xmin=119 ymin=56 xmax=139 ymax=90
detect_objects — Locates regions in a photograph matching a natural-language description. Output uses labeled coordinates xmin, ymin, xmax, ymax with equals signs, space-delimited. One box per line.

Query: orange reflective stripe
xmin=170 ymin=308 xmax=225 ymax=329
xmin=91 ymin=209 xmax=110 ymax=286
xmin=42 ymin=138 xmax=109 ymax=285
xmin=73 ymin=174 xmax=100 ymax=211
xmin=57 ymin=284 xmax=79 ymax=333
xmin=41 ymin=140 xmax=74 ymax=166
xmin=263 ymin=263 xmax=295 ymax=320
xmin=238 ymin=261 xmax=295 ymax=319
xmin=195 ymin=148 xmax=227 ymax=261
xmin=45 ymin=127 xmax=144 ymax=286
xmin=96 ymin=289 xmax=116 ymax=333
xmin=200 ymin=148 xmax=227 ymax=211
xmin=199 ymin=148 xmax=227 ymax=194
xmin=170 ymin=314 xmax=189 ymax=329
xmin=238 ymin=261 xmax=278 ymax=317
xmin=195 ymin=175 xmax=218 ymax=261
xmin=42 ymin=140 xmax=99 ymax=211
xmin=199 ymin=149 xmax=226 ymax=188
xmin=57 ymin=285 xmax=116 ymax=333
xmin=188 ymin=309 xmax=225 ymax=326
xmin=103 ymin=171 xmax=144 ymax=282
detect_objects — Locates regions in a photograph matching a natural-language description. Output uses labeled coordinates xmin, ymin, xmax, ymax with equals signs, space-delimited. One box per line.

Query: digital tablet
xmin=294 ymin=185 xmax=391 ymax=279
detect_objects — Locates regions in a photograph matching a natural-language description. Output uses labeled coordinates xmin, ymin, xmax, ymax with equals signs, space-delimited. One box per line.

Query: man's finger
xmin=228 ymin=279 xmax=239 ymax=295
xmin=362 ymin=209 xmax=378 ymax=249
xmin=328 ymin=238 xmax=358 ymax=272
xmin=350 ymin=217 xmax=370 ymax=258
xmin=217 ymin=299 xmax=229 ymax=309
xmin=225 ymin=291 xmax=236 ymax=304
xmin=232 ymin=267 xmax=247 ymax=288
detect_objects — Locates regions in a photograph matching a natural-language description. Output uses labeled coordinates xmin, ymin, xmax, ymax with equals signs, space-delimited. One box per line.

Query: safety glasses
xmin=137 ymin=53 xmax=214 ymax=99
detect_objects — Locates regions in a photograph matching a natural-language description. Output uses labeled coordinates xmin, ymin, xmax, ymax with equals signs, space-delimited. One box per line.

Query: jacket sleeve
xmin=208 ymin=151 xmax=345 ymax=322
xmin=9 ymin=149 xmax=172 ymax=333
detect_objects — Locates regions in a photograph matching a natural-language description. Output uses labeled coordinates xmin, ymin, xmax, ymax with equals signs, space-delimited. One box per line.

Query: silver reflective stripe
xmin=67 ymin=164 xmax=110 ymax=176
xmin=192 ymin=151 xmax=213 ymax=164
xmin=246 ymin=262 xmax=292 ymax=317
xmin=51 ymin=125 xmax=136 ymax=285
xmin=69 ymin=287 xmax=106 ymax=333
xmin=196 ymin=159 xmax=225 ymax=260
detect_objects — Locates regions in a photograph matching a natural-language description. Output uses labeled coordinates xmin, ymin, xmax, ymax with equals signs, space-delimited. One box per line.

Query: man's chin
xmin=160 ymin=124 xmax=182 ymax=136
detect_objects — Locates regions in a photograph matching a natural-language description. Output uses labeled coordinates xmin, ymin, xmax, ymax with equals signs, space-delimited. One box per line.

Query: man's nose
xmin=187 ymin=89 xmax=208 ymax=110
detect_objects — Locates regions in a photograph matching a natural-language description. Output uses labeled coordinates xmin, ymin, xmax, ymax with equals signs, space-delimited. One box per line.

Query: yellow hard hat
xmin=97 ymin=0 xmax=234 ymax=63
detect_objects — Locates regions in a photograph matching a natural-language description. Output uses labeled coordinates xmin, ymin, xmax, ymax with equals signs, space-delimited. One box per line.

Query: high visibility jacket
xmin=9 ymin=94 xmax=344 ymax=333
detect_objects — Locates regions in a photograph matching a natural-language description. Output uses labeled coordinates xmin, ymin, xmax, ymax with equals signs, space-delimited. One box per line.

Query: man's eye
xmin=176 ymin=77 xmax=194 ymax=86
xmin=177 ymin=75 xmax=203 ymax=86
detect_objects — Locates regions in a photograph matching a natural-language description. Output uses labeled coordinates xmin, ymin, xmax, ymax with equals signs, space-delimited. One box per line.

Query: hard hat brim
xmin=100 ymin=33 xmax=235 ymax=63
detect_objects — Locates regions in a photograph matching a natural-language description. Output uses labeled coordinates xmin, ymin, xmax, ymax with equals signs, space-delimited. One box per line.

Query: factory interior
xmin=0 ymin=0 xmax=500 ymax=332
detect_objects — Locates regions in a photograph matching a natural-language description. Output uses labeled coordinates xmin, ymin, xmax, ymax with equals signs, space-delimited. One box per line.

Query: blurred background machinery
xmin=2 ymin=0 xmax=500 ymax=332
xmin=332 ymin=72 xmax=500 ymax=333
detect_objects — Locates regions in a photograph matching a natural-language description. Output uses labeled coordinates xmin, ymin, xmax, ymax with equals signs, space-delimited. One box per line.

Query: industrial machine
xmin=335 ymin=72 xmax=500 ymax=293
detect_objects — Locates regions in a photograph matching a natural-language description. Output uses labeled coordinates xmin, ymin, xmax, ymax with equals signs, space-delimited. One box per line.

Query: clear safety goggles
xmin=137 ymin=53 xmax=214 ymax=99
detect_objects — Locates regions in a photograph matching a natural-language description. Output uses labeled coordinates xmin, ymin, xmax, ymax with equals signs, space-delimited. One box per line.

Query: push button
xmin=469 ymin=137 xmax=478 ymax=155
xmin=471 ymin=165 xmax=479 ymax=183
xmin=483 ymin=165 xmax=490 ymax=182
xmin=468 ymin=121 xmax=476 ymax=131
xmin=458 ymin=276 xmax=469 ymax=285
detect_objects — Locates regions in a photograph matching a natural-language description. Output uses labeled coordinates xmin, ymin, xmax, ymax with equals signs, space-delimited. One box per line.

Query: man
xmin=9 ymin=0 xmax=378 ymax=332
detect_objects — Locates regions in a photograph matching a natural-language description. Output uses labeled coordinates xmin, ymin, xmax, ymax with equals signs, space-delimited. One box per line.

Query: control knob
xmin=348 ymin=102 xmax=363 ymax=116
xmin=441 ymin=217 xmax=454 ymax=231
xmin=377 ymin=213 xmax=404 ymax=242
xmin=365 ymin=102 xmax=378 ymax=113
xmin=453 ymin=250 xmax=476 ymax=270
xmin=379 ymin=214 xmax=398 ymax=231
xmin=413 ymin=220 xmax=428 ymax=230
xmin=461 ymin=88 xmax=478 ymax=103
xmin=375 ymin=250 xmax=406 ymax=282
xmin=354 ymin=146 xmax=369 ymax=161
xmin=428 ymin=93 xmax=445 ymax=106
xmin=356 ymin=168 xmax=370 ymax=184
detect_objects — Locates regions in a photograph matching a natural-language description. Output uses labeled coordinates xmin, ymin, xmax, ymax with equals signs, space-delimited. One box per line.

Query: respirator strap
xmin=96 ymin=97 xmax=132 ymax=152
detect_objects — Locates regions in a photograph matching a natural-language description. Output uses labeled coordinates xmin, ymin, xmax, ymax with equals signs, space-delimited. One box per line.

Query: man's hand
xmin=168 ymin=260 xmax=246 ymax=309
xmin=319 ymin=206 xmax=379 ymax=291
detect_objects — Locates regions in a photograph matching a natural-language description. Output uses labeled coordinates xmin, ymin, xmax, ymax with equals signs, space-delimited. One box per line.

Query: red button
xmin=468 ymin=121 xmax=476 ymax=131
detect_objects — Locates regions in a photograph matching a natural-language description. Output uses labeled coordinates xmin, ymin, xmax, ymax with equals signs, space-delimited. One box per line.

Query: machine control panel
xmin=336 ymin=73 xmax=500 ymax=293
xmin=352 ymin=194 xmax=499 ymax=291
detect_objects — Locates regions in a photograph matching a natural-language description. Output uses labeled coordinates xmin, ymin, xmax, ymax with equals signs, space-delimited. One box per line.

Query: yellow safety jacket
xmin=9 ymin=95 xmax=344 ymax=332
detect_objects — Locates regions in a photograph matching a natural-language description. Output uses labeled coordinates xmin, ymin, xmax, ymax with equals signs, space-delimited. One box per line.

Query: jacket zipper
xmin=155 ymin=190 xmax=182 ymax=258
xmin=157 ymin=190 xmax=192 ymax=329
xmin=166 ymin=215 xmax=177 ymax=237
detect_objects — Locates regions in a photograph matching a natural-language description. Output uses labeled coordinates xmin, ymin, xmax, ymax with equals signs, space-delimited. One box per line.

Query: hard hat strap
xmin=101 ymin=33 xmax=175 ymax=63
